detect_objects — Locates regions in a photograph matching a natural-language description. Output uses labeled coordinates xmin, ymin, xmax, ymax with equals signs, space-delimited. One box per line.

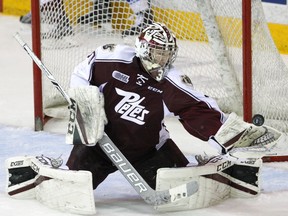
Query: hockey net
xmin=34 ymin=0 xmax=288 ymax=133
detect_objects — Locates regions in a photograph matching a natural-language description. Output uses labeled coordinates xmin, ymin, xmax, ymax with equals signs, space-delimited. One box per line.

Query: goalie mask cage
xmin=31 ymin=0 xmax=288 ymax=133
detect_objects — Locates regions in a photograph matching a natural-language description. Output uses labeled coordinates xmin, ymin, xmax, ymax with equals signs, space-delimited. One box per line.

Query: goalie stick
xmin=14 ymin=33 xmax=199 ymax=206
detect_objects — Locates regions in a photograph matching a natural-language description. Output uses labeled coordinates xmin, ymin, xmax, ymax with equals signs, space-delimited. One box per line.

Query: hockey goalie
xmin=8 ymin=22 xmax=287 ymax=214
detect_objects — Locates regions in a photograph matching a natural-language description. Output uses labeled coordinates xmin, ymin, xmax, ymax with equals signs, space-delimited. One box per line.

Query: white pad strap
xmin=67 ymin=86 xmax=107 ymax=146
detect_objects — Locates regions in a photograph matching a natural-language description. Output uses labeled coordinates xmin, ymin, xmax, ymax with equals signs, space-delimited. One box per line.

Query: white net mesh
xmin=38 ymin=0 xmax=288 ymax=132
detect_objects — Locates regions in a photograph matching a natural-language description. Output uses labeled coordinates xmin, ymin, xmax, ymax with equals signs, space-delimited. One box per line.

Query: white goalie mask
xmin=135 ymin=22 xmax=178 ymax=81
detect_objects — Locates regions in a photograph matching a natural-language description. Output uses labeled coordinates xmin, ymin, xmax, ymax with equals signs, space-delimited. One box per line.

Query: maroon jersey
xmin=70 ymin=44 xmax=226 ymax=162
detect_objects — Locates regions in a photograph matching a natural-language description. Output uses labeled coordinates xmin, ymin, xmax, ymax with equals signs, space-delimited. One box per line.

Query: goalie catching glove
xmin=209 ymin=112 xmax=280 ymax=154
xmin=66 ymin=86 xmax=107 ymax=146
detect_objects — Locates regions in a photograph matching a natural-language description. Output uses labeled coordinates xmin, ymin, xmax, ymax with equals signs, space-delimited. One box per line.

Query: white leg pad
xmin=154 ymin=156 xmax=261 ymax=212
xmin=6 ymin=156 xmax=96 ymax=215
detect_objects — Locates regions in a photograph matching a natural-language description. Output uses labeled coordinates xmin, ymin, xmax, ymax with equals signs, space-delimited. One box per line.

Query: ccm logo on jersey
xmin=115 ymin=88 xmax=149 ymax=125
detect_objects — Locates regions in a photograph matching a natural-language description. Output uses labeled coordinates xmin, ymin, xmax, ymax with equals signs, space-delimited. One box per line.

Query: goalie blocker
xmin=66 ymin=86 xmax=107 ymax=146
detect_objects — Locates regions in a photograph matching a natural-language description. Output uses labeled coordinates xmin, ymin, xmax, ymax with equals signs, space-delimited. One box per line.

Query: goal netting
xmin=35 ymin=0 xmax=288 ymax=132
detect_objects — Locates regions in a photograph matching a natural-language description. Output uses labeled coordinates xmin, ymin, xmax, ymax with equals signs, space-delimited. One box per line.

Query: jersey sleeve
xmin=70 ymin=51 xmax=97 ymax=87
xmin=163 ymin=68 xmax=227 ymax=141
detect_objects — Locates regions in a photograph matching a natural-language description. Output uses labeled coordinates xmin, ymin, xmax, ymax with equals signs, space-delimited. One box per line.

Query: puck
xmin=252 ymin=114 xmax=265 ymax=126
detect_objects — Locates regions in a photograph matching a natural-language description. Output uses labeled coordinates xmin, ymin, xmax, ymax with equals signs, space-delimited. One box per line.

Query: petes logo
xmin=115 ymin=88 xmax=149 ymax=125
xmin=112 ymin=71 xmax=130 ymax=83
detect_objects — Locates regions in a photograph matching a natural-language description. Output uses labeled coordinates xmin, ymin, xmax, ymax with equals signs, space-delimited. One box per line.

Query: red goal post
xmin=31 ymin=0 xmax=288 ymax=134
xmin=31 ymin=0 xmax=42 ymax=131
